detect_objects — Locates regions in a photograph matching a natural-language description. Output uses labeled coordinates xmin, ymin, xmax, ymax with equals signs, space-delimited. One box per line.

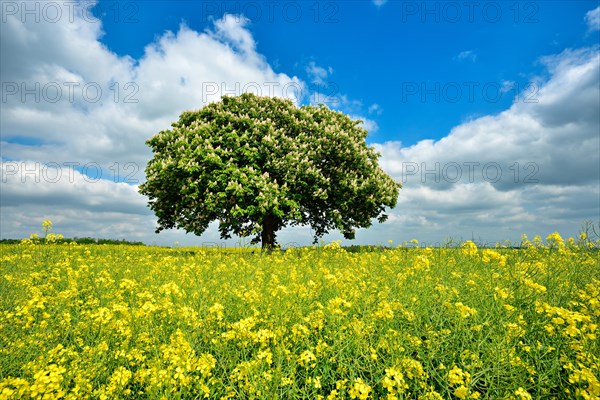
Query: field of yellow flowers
xmin=1 ymin=225 xmax=599 ymax=399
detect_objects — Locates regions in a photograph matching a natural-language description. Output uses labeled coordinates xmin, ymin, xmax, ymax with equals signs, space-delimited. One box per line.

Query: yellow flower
xmin=455 ymin=302 xmax=477 ymax=318
xmin=413 ymin=254 xmax=431 ymax=270
xmin=297 ymin=350 xmax=317 ymax=368
xmin=197 ymin=353 xmax=217 ymax=376
xmin=546 ymin=231 xmax=564 ymax=248
xmin=109 ymin=366 xmax=132 ymax=388
xmin=348 ymin=378 xmax=371 ymax=400
xmin=514 ymin=387 xmax=532 ymax=400
xmin=448 ymin=366 xmax=469 ymax=385
xmin=454 ymin=385 xmax=469 ymax=399
xmin=461 ymin=241 xmax=478 ymax=256
xmin=374 ymin=301 xmax=394 ymax=320
xmin=313 ymin=376 xmax=322 ymax=389
xmin=383 ymin=367 xmax=408 ymax=393
xmin=504 ymin=303 xmax=516 ymax=312
xmin=564 ymin=324 xmax=579 ymax=337
xmin=42 ymin=219 xmax=52 ymax=232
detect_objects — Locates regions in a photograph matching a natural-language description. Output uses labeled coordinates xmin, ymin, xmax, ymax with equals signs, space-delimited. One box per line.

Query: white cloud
xmin=368 ymin=103 xmax=383 ymax=115
xmin=212 ymin=14 xmax=257 ymax=55
xmin=350 ymin=115 xmax=379 ymax=133
xmin=500 ymin=80 xmax=515 ymax=93
xmin=455 ymin=50 xmax=477 ymax=62
xmin=376 ymin=48 xmax=599 ymax=189
xmin=370 ymin=46 xmax=599 ymax=244
xmin=585 ymin=6 xmax=600 ymax=32
xmin=305 ymin=61 xmax=333 ymax=85
xmin=1 ymin=6 xmax=303 ymax=175
xmin=0 ymin=161 xmax=147 ymax=214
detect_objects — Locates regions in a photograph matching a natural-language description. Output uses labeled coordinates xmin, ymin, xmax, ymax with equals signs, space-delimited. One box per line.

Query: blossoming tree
xmin=139 ymin=93 xmax=400 ymax=250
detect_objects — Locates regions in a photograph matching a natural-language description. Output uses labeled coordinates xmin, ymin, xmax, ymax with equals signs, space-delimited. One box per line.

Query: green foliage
xmin=139 ymin=94 xmax=400 ymax=248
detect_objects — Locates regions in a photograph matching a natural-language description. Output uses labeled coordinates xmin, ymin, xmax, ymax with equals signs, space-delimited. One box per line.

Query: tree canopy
xmin=139 ymin=93 xmax=400 ymax=249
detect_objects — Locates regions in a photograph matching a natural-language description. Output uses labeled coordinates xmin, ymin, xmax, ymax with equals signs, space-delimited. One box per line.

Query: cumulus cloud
xmin=585 ymin=6 xmax=600 ymax=32
xmin=0 ymin=160 xmax=149 ymax=240
xmin=372 ymin=46 xmax=599 ymax=244
xmin=1 ymin=6 xmax=303 ymax=174
xmin=0 ymin=161 xmax=147 ymax=214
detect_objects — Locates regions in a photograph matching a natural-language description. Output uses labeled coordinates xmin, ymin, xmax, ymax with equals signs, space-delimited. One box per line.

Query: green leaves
xmin=139 ymin=93 xmax=400 ymax=248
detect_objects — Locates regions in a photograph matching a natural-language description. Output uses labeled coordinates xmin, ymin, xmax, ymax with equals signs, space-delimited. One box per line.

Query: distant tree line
xmin=0 ymin=237 xmax=145 ymax=245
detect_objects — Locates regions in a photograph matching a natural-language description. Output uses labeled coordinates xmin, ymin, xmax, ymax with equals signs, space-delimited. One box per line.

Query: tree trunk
xmin=261 ymin=213 xmax=277 ymax=251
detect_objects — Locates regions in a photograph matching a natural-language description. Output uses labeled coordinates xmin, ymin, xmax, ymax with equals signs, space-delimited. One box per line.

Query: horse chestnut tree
xmin=139 ymin=93 xmax=400 ymax=250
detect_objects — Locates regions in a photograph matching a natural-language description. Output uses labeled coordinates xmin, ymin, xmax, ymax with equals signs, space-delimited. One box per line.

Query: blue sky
xmin=1 ymin=1 xmax=599 ymax=246
xmin=95 ymin=1 xmax=598 ymax=144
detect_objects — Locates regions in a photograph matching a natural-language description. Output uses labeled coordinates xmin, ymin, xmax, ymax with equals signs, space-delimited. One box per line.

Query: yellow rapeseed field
xmin=1 ymin=223 xmax=599 ymax=399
